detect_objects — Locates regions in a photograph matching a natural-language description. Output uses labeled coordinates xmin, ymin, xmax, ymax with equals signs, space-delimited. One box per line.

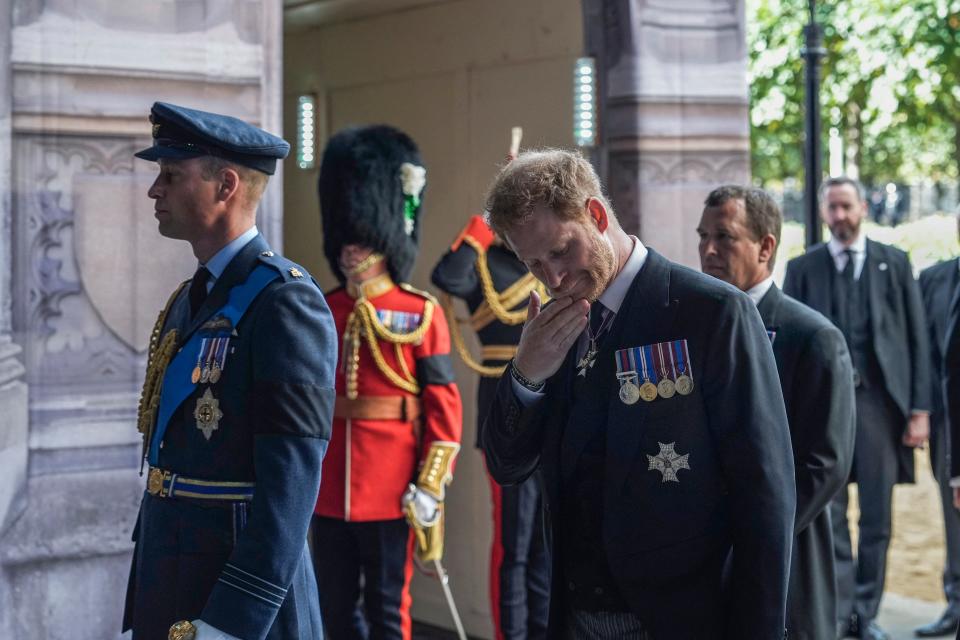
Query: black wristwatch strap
xmin=510 ymin=360 xmax=545 ymax=392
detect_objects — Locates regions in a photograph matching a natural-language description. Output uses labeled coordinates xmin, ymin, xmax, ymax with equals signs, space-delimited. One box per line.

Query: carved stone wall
xmin=0 ymin=2 xmax=283 ymax=638
xmin=585 ymin=0 xmax=751 ymax=267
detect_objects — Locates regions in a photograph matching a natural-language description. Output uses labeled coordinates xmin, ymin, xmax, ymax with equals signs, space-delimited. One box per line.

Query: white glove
xmin=194 ymin=620 xmax=242 ymax=640
xmin=401 ymin=484 xmax=440 ymax=526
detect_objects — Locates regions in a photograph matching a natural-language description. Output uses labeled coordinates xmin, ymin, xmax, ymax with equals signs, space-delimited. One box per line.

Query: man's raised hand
xmin=513 ymin=291 xmax=589 ymax=384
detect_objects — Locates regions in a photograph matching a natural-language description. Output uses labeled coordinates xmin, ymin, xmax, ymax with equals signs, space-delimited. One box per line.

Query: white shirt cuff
xmin=949 ymin=477 xmax=960 ymax=489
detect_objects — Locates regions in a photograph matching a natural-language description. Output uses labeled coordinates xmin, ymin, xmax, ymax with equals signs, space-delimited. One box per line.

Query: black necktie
xmin=842 ymin=248 xmax=855 ymax=282
xmin=189 ymin=267 xmax=211 ymax=318
xmin=590 ymin=301 xmax=609 ymax=336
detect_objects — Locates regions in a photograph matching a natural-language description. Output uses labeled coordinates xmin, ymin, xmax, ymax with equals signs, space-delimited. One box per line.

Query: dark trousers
xmin=931 ymin=415 xmax=960 ymax=605
xmin=487 ymin=469 xmax=551 ymax=640
xmin=311 ymin=516 xmax=414 ymax=640
xmin=832 ymin=386 xmax=902 ymax=624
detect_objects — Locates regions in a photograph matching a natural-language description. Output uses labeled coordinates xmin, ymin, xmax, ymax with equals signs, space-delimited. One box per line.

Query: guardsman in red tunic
xmin=311 ymin=125 xmax=463 ymax=640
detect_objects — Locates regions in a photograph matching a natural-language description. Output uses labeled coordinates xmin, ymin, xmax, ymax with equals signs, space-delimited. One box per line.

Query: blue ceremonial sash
xmin=148 ymin=265 xmax=280 ymax=464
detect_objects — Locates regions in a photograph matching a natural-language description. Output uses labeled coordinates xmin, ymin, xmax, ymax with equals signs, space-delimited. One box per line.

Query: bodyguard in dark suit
xmin=916 ymin=234 xmax=960 ymax=637
xmin=783 ymin=176 xmax=931 ymax=640
xmin=481 ymin=150 xmax=796 ymax=639
xmin=947 ymin=239 xmax=960 ymax=583
xmin=697 ymin=185 xmax=856 ymax=640
xmin=124 ymin=103 xmax=336 ymax=640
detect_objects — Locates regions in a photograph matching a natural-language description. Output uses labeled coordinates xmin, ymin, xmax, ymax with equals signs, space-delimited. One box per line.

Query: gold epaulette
xmin=398 ymin=282 xmax=439 ymax=306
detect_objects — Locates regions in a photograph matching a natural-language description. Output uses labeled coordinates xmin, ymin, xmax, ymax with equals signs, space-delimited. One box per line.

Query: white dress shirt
xmin=198 ymin=225 xmax=259 ymax=293
xmin=827 ymin=232 xmax=867 ymax=281
xmin=745 ymin=275 xmax=776 ymax=307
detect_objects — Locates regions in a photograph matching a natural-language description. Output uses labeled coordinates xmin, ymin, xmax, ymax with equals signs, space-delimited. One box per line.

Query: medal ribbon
xmin=663 ymin=341 xmax=678 ymax=380
xmin=672 ymin=339 xmax=694 ymax=381
xmin=203 ymin=338 xmax=218 ymax=375
xmin=615 ymin=346 xmax=640 ymax=386
xmin=195 ymin=338 xmax=208 ymax=375
xmin=654 ymin=343 xmax=670 ymax=382
xmin=150 ymin=265 xmax=281 ymax=465
xmin=214 ymin=336 xmax=230 ymax=371
xmin=638 ymin=345 xmax=658 ymax=383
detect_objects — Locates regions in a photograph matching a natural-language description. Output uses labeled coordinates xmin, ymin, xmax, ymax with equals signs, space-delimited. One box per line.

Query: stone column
xmin=585 ymin=0 xmax=751 ymax=267
xmin=0 ymin=2 xmax=282 ymax=637
xmin=0 ymin=0 xmax=29 ymax=635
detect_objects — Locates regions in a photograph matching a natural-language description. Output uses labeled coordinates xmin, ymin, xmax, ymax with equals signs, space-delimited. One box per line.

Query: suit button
xmin=568 ymin=581 xmax=576 ymax=592
xmin=594 ymin=587 xmax=604 ymax=595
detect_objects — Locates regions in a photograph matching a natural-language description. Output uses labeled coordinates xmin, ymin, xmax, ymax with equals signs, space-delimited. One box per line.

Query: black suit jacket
xmin=783 ymin=239 xmax=931 ymax=482
xmin=757 ymin=285 xmax=856 ymax=640
xmin=482 ymin=250 xmax=796 ymax=639
xmin=942 ymin=267 xmax=960 ymax=477
xmin=919 ymin=259 xmax=959 ymax=465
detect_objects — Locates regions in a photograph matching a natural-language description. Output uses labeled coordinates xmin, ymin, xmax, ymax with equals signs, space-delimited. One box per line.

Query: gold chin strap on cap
xmin=346 ymin=251 xmax=385 ymax=277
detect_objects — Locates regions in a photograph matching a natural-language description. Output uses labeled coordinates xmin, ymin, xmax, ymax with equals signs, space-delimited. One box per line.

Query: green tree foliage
xmin=748 ymin=0 xmax=960 ymax=187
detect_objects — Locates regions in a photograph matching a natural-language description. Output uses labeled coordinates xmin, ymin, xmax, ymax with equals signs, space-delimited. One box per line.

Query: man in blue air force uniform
xmin=481 ymin=150 xmax=796 ymax=639
xmin=122 ymin=102 xmax=336 ymax=640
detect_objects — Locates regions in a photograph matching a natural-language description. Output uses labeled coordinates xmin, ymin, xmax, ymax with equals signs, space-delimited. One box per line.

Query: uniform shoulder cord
xmin=440 ymin=292 xmax=507 ymax=378
xmin=463 ymin=235 xmax=534 ymax=326
xmin=443 ymin=237 xmax=548 ymax=377
xmin=136 ymin=281 xmax=187 ymax=471
xmin=344 ymin=294 xmax=434 ymax=398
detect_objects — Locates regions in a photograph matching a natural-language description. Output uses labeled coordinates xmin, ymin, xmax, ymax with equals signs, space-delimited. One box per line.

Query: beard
xmin=581 ymin=229 xmax=616 ymax=302
xmin=830 ymin=218 xmax=861 ymax=243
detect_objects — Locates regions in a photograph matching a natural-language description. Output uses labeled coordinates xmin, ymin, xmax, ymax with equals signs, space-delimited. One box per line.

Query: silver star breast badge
xmin=647 ymin=441 xmax=690 ymax=483
xmin=194 ymin=388 xmax=223 ymax=441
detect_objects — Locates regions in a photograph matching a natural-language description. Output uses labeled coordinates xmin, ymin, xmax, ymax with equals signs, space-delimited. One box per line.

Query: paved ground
xmin=877 ymin=593 xmax=950 ymax=639
xmin=413 ymin=596 xmax=953 ymax=639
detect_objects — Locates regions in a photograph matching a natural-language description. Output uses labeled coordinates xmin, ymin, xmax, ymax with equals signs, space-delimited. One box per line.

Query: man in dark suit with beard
xmin=783 ymin=176 xmax=931 ymax=640
xmin=697 ymin=185 xmax=856 ymax=640
xmin=915 ymin=215 xmax=960 ymax=637
xmin=480 ymin=149 xmax=796 ymax=639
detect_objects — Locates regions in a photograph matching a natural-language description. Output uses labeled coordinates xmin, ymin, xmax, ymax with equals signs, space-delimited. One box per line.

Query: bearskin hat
xmin=318 ymin=125 xmax=425 ymax=284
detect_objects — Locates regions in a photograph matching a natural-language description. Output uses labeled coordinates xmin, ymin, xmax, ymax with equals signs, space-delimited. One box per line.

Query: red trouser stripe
xmin=401 ymin=528 xmax=415 ymax=640
xmin=487 ymin=468 xmax=505 ymax=640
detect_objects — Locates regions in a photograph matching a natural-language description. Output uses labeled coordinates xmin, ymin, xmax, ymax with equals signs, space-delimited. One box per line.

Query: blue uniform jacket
xmin=481 ymin=249 xmax=796 ymax=639
xmin=123 ymin=234 xmax=336 ymax=640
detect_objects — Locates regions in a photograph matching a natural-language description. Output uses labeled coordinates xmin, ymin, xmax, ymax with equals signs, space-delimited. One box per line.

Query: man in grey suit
xmin=698 ymin=185 xmax=856 ymax=640
xmin=916 ymin=216 xmax=960 ymax=637
xmin=784 ymin=176 xmax=931 ymax=640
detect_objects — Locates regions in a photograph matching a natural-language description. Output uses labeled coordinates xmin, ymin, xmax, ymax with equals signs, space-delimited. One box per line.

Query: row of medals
xmin=618 ymin=373 xmax=694 ymax=405
xmin=191 ymin=337 xmax=230 ymax=385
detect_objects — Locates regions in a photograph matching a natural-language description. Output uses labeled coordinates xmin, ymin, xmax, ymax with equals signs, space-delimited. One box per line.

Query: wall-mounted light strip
xmin=573 ymin=57 xmax=596 ymax=148
xmin=297 ymin=94 xmax=317 ymax=170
